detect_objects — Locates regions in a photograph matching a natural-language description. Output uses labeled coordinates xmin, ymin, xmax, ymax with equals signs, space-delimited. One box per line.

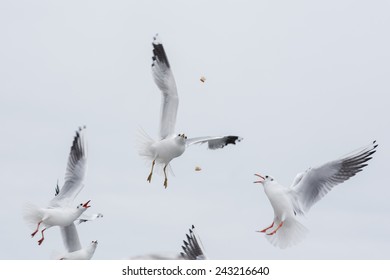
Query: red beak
xmin=82 ymin=200 xmax=91 ymax=208
xmin=254 ymin=173 xmax=265 ymax=183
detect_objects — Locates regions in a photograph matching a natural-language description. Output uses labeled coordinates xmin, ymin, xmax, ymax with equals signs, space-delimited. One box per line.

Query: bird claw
xmin=163 ymin=179 xmax=168 ymax=188
xmin=147 ymin=173 xmax=152 ymax=183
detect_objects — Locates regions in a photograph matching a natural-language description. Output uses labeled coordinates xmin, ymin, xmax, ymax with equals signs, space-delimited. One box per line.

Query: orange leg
xmin=257 ymin=222 xmax=274 ymax=233
xmin=37 ymin=228 xmax=46 ymax=245
xmin=31 ymin=221 xmax=42 ymax=237
xmin=267 ymin=221 xmax=284 ymax=235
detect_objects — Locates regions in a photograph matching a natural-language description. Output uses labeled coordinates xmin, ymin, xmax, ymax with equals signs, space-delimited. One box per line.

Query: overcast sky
xmin=0 ymin=0 xmax=389 ymax=260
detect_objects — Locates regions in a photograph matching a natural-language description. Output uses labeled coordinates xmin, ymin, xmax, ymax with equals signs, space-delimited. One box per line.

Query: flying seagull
xmin=58 ymin=223 xmax=98 ymax=260
xmin=23 ymin=126 xmax=92 ymax=245
xmin=129 ymin=225 xmax=206 ymax=260
xmin=254 ymin=140 xmax=378 ymax=249
xmin=180 ymin=225 xmax=207 ymax=260
xmin=139 ymin=34 xmax=242 ymax=188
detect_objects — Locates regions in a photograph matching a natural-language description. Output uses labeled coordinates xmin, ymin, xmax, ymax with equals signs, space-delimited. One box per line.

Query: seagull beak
xmin=82 ymin=200 xmax=91 ymax=208
xmin=254 ymin=173 xmax=265 ymax=184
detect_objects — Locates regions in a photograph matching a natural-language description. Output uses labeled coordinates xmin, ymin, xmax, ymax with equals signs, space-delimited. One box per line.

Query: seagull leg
xmin=266 ymin=221 xmax=284 ymax=235
xmin=256 ymin=222 xmax=274 ymax=233
xmin=31 ymin=221 xmax=42 ymax=237
xmin=147 ymin=160 xmax=155 ymax=183
xmin=38 ymin=228 xmax=46 ymax=245
xmin=163 ymin=165 xmax=168 ymax=189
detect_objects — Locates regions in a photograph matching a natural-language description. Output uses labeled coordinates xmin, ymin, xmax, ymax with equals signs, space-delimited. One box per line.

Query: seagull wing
xmin=152 ymin=34 xmax=179 ymax=139
xmin=290 ymin=141 xmax=378 ymax=214
xmin=60 ymin=223 xmax=82 ymax=252
xmin=186 ymin=136 xmax=243 ymax=150
xmin=77 ymin=212 xmax=104 ymax=224
xmin=180 ymin=225 xmax=207 ymax=260
xmin=50 ymin=127 xmax=87 ymax=207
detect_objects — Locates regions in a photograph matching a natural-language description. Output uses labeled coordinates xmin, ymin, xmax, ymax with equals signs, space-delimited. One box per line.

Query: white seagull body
xmin=23 ymin=127 xmax=92 ymax=245
xmin=139 ymin=34 xmax=242 ymax=188
xmin=254 ymin=141 xmax=378 ymax=249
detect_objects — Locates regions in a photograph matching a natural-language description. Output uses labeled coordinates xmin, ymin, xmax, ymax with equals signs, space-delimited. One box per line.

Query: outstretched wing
xmin=186 ymin=136 xmax=243 ymax=150
xmin=50 ymin=126 xmax=87 ymax=207
xmin=77 ymin=212 xmax=104 ymax=225
xmin=60 ymin=223 xmax=82 ymax=252
xmin=290 ymin=141 xmax=378 ymax=214
xmin=152 ymin=34 xmax=179 ymax=139
xmin=180 ymin=225 xmax=207 ymax=260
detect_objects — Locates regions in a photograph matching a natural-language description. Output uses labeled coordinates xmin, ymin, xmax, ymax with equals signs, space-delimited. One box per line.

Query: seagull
xmin=254 ymin=140 xmax=378 ymax=249
xmin=129 ymin=225 xmax=206 ymax=260
xmin=57 ymin=224 xmax=98 ymax=260
xmin=138 ymin=34 xmax=242 ymax=188
xmin=23 ymin=126 xmax=92 ymax=245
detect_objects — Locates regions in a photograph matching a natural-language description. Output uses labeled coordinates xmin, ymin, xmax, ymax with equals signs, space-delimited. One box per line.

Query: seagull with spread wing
xmin=139 ymin=34 xmax=242 ymax=188
xmin=180 ymin=225 xmax=207 ymax=260
xmin=23 ymin=126 xmax=93 ymax=246
xmin=129 ymin=225 xmax=206 ymax=260
xmin=57 ymin=224 xmax=98 ymax=260
xmin=254 ymin=141 xmax=378 ymax=249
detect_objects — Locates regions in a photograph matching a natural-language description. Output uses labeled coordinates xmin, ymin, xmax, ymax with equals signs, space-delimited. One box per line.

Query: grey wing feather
xmin=186 ymin=136 xmax=243 ymax=150
xmin=291 ymin=141 xmax=378 ymax=214
xmin=152 ymin=34 xmax=178 ymax=139
xmin=180 ymin=225 xmax=206 ymax=260
xmin=60 ymin=223 xmax=82 ymax=252
xmin=50 ymin=126 xmax=87 ymax=207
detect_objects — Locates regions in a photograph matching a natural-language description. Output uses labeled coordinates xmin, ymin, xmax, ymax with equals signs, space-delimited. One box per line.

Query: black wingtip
xmin=151 ymin=35 xmax=170 ymax=68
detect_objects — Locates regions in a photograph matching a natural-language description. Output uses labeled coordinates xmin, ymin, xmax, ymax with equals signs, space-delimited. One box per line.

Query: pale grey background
xmin=0 ymin=0 xmax=389 ymax=259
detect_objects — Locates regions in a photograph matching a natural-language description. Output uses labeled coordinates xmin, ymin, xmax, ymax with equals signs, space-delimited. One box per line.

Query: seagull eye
xmin=185 ymin=136 xmax=187 ymax=139
xmin=178 ymin=134 xmax=181 ymax=136
xmin=266 ymin=176 xmax=268 ymax=179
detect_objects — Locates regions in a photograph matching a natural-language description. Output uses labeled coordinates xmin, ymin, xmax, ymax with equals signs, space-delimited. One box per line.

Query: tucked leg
xmin=256 ymin=222 xmax=274 ymax=233
xmin=266 ymin=221 xmax=284 ymax=235
xmin=147 ymin=160 xmax=155 ymax=183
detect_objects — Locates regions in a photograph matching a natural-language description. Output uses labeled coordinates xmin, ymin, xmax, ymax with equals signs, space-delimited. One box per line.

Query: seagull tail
xmin=136 ymin=127 xmax=156 ymax=161
xmin=22 ymin=202 xmax=43 ymax=229
xmin=265 ymin=217 xmax=308 ymax=249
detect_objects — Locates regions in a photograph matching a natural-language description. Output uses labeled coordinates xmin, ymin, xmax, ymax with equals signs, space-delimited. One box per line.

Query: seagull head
xmin=88 ymin=240 xmax=98 ymax=254
xmin=254 ymin=174 xmax=276 ymax=185
xmin=176 ymin=133 xmax=187 ymax=143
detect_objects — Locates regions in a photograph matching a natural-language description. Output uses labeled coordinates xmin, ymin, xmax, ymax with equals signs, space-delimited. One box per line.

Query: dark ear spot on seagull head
xmin=265 ymin=175 xmax=275 ymax=183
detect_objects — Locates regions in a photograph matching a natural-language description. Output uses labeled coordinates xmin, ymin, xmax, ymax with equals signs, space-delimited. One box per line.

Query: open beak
xmin=254 ymin=173 xmax=265 ymax=184
xmin=82 ymin=200 xmax=91 ymax=208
